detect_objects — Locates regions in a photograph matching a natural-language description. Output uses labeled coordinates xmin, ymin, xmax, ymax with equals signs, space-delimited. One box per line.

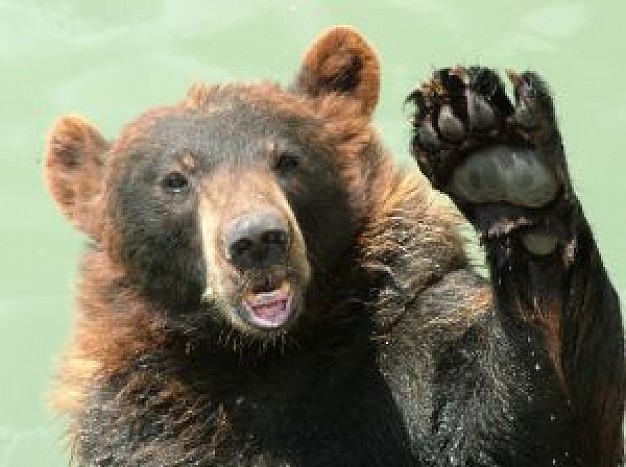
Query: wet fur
xmin=45 ymin=27 xmax=623 ymax=466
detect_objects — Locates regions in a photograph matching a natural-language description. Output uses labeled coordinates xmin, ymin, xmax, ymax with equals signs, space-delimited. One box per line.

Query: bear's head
xmin=45 ymin=27 xmax=387 ymax=340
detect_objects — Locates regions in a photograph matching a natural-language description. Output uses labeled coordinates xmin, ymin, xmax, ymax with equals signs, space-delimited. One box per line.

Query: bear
xmin=44 ymin=26 xmax=623 ymax=466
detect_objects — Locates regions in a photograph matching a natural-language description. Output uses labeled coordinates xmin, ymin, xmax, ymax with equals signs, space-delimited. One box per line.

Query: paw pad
xmin=408 ymin=67 xmax=562 ymax=209
xmin=450 ymin=145 xmax=557 ymax=208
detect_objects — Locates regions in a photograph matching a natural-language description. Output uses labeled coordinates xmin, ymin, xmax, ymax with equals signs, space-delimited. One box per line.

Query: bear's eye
xmin=274 ymin=151 xmax=300 ymax=174
xmin=161 ymin=171 xmax=190 ymax=195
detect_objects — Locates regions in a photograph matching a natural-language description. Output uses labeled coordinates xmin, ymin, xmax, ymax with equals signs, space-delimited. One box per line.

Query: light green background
xmin=1 ymin=1 xmax=624 ymax=465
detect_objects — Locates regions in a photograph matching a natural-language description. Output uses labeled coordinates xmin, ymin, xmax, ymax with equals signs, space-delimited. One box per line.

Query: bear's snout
xmin=224 ymin=210 xmax=290 ymax=270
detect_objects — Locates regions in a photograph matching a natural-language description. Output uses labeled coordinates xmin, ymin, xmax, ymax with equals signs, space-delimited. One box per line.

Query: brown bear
xmin=45 ymin=26 xmax=623 ymax=466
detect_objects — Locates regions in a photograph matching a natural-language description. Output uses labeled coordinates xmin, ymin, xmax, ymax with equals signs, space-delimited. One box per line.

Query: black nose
xmin=225 ymin=211 xmax=290 ymax=270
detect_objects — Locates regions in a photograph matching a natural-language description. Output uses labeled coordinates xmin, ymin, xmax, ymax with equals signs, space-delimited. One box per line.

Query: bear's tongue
xmin=243 ymin=283 xmax=292 ymax=328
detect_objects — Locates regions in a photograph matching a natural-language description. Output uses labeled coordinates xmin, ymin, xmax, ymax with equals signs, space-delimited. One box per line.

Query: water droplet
xmin=551 ymin=457 xmax=557 ymax=465
xmin=534 ymin=362 xmax=541 ymax=371
xmin=549 ymin=413 xmax=556 ymax=422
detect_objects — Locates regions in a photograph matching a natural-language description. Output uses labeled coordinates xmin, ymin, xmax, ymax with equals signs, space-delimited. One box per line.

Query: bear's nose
xmin=224 ymin=211 xmax=290 ymax=270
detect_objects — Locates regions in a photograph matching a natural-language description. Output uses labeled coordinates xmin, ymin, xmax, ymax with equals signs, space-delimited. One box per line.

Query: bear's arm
xmin=408 ymin=67 xmax=623 ymax=465
xmin=388 ymin=267 xmax=604 ymax=465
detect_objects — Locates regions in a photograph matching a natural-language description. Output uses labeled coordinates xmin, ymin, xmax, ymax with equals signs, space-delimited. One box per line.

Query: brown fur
xmin=51 ymin=255 xmax=169 ymax=417
xmin=45 ymin=28 xmax=486 ymax=462
xmin=45 ymin=115 xmax=109 ymax=237
xmin=44 ymin=26 xmax=622 ymax=466
xmin=296 ymin=25 xmax=380 ymax=116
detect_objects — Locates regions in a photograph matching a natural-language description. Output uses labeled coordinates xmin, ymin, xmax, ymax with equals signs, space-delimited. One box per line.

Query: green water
xmin=1 ymin=1 xmax=624 ymax=465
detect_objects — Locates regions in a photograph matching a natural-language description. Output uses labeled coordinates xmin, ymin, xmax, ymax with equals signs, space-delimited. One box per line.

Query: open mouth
xmin=242 ymin=279 xmax=294 ymax=329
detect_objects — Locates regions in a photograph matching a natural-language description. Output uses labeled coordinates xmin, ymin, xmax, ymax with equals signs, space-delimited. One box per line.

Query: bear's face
xmin=44 ymin=27 xmax=382 ymax=339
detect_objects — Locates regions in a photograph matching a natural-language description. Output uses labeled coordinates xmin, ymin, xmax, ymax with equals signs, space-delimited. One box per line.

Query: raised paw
xmin=408 ymin=67 xmax=572 ymax=239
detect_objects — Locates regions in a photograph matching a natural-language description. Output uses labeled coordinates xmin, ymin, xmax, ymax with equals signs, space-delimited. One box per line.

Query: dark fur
xmin=45 ymin=27 xmax=623 ymax=466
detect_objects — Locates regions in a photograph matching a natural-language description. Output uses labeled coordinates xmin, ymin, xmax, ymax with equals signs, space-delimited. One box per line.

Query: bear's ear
xmin=44 ymin=115 xmax=109 ymax=236
xmin=295 ymin=26 xmax=380 ymax=116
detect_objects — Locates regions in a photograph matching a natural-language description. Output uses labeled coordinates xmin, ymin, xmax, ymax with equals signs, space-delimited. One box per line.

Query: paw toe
xmin=437 ymin=104 xmax=466 ymax=142
xmin=466 ymin=91 xmax=496 ymax=131
xmin=507 ymin=70 xmax=556 ymax=129
xmin=416 ymin=119 xmax=440 ymax=150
